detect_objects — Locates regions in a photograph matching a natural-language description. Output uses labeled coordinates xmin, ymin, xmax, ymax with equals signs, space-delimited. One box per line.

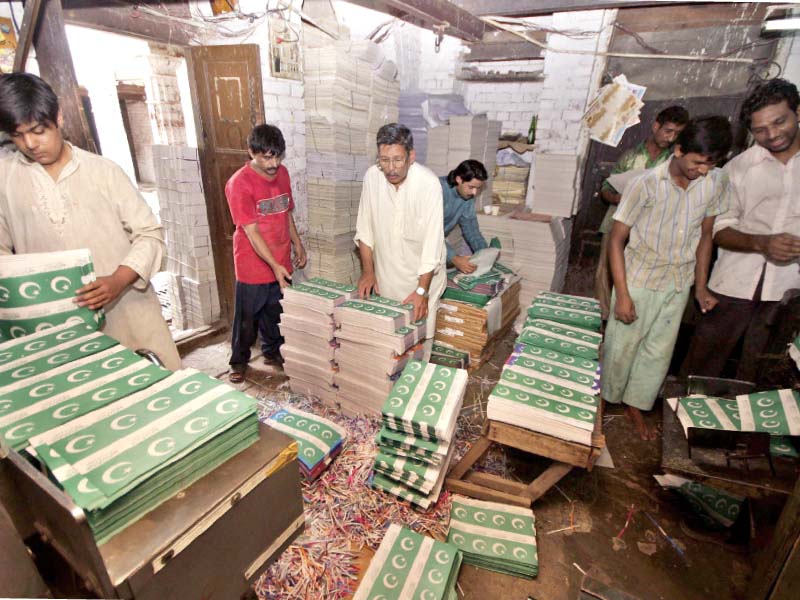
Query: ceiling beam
xmin=464 ymin=31 xmax=546 ymax=62
xmin=347 ymin=0 xmax=487 ymax=42
xmin=62 ymin=0 xmax=200 ymax=45
xmin=455 ymin=0 xmax=685 ymax=18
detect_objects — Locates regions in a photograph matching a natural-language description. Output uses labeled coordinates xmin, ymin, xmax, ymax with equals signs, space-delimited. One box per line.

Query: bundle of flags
xmin=266 ymin=406 xmax=346 ymax=481
xmin=372 ymin=360 xmax=467 ymax=510
xmin=0 ymin=249 xmax=103 ymax=340
xmin=487 ymin=292 xmax=603 ymax=445
xmin=447 ymin=496 xmax=538 ymax=578
xmin=353 ymin=523 xmax=462 ymax=600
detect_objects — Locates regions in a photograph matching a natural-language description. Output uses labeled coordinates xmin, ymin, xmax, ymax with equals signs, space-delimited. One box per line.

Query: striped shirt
xmin=613 ymin=157 xmax=729 ymax=291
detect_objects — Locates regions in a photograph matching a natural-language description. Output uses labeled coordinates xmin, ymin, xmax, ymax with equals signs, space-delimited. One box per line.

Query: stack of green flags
xmin=526 ymin=291 xmax=602 ymax=332
xmin=655 ymin=474 xmax=745 ymax=530
xmin=447 ymin=496 xmax=538 ymax=578
xmin=31 ymin=368 xmax=259 ymax=544
xmin=372 ymin=360 xmax=467 ymax=510
xmin=516 ymin=318 xmax=602 ymax=361
xmin=0 ymin=249 xmax=104 ymax=340
xmin=429 ymin=342 xmax=470 ymax=369
xmin=353 ymin=523 xmax=462 ymax=600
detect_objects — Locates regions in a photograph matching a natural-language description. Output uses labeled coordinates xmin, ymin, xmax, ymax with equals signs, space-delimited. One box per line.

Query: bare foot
xmin=625 ymin=405 xmax=656 ymax=440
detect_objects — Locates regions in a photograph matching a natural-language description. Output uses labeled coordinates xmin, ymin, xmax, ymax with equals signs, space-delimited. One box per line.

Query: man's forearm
xmin=417 ymin=271 xmax=433 ymax=293
xmin=242 ymin=224 xmax=280 ymax=269
xmin=714 ymin=227 xmax=766 ymax=254
xmin=695 ymin=232 xmax=713 ymax=290
xmin=608 ymin=229 xmax=629 ymax=298
xmin=601 ymin=188 xmax=622 ymax=206
xmin=288 ymin=213 xmax=302 ymax=248
xmin=358 ymin=241 xmax=375 ymax=274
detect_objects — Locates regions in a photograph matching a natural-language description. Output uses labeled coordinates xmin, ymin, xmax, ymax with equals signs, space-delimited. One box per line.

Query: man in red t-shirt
xmin=225 ymin=124 xmax=306 ymax=382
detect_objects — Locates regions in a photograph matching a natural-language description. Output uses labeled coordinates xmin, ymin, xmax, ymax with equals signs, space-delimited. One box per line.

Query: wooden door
xmin=187 ymin=44 xmax=264 ymax=323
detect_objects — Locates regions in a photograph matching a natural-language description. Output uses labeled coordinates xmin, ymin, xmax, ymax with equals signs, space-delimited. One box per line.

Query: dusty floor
xmin=182 ymin=325 xmax=775 ymax=600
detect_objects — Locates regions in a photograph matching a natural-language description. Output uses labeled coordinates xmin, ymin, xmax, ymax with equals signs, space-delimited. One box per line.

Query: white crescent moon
xmin=492 ymin=542 xmax=507 ymax=555
xmin=511 ymin=518 xmax=526 ymax=530
xmin=28 ymin=383 xmax=55 ymax=398
xmin=65 ymin=434 xmax=96 ymax=454
xmin=216 ymin=398 xmax=239 ymax=414
xmin=389 ymin=396 xmax=404 ymax=408
xmin=110 ymin=413 xmax=137 ymax=430
xmin=282 ymin=414 xmax=295 ymax=423
xmin=184 ymin=417 xmax=209 ymax=435
xmin=101 ymin=461 xmax=133 ymax=485
xmin=391 ymin=555 xmax=407 ymax=569
xmin=10 ymin=326 xmax=27 ymax=338
xmin=474 ymin=511 xmax=487 ymax=523
xmin=420 ymin=591 xmax=436 ymax=600
xmin=427 ymin=569 xmax=444 ymax=585
xmin=579 ymin=410 xmax=593 ymax=420
xmin=399 ymin=536 xmax=415 ymax=551
xmin=472 ymin=539 xmax=487 ymax=552
xmin=56 ymin=329 xmax=79 ymax=340
xmin=434 ymin=550 xmax=450 ymax=564
xmin=428 ymin=393 xmax=442 ymax=404
xmin=422 ymin=405 xmax=435 ymax=417
xmin=67 ymin=369 xmax=93 ymax=383
xmin=558 ymin=369 xmax=570 ymax=378
xmin=321 ymin=430 xmax=333 ymax=440
xmin=395 ymin=385 xmax=410 ymax=395
xmin=496 ymin=387 xmax=510 ymax=397
xmin=295 ymin=419 xmax=308 ymax=428
xmin=147 ymin=437 xmax=176 ymax=457
xmin=179 ymin=380 xmax=203 ymax=395
xmin=756 ymin=397 xmax=775 ymax=407
xmin=18 ymin=281 xmax=41 ymax=300
xmin=433 ymin=380 xmax=446 ymax=391
xmin=560 ymin=389 xmax=574 ymax=398
xmin=79 ymin=342 xmax=101 ymax=353
xmin=513 ymin=547 xmax=528 ymax=560
xmin=453 ymin=507 xmax=467 ymax=519
xmin=127 ymin=373 xmax=152 ymax=387
xmin=147 ymin=396 xmax=171 ymax=412
xmin=0 ymin=400 xmax=12 ymax=413
xmin=50 ymin=276 xmax=73 ymax=293
xmin=302 ymin=447 xmax=317 ymax=459
xmin=102 ymin=357 xmax=125 ymax=370
xmin=450 ymin=533 xmax=465 ymax=546
xmin=308 ymin=423 xmax=320 ymax=432
xmin=541 ymin=383 xmax=555 ymax=392
xmin=23 ymin=340 xmax=46 ymax=352
xmin=505 ymin=371 xmax=518 ymax=381
xmin=0 ymin=285 xmax=9 ymax=303
xmin=4 ymin=422 xmax=34 ymax=440
xmin=47 ymin=353 xmax=71 ymax=365
xmin=382 ymin=574 xmax=399 ymax=589
xmin=492 ymin=514 xmax=506 ymax=526
xmin=77 ymin=477 xmax=98 ymax=494
xmin=762 ymin=419 xmax=782 ymax=429
xmin=52 ymin=403 xmax=80 ymax=420
xmin=92 ymin=388 xmax=117 ymax=402
xmin=556 ymin=404 xmax=570 ymax=414
xmin=535 ymin=397 xmax=549 ymax=407
xmin=760 ymin=409 xmax=778 ymax=419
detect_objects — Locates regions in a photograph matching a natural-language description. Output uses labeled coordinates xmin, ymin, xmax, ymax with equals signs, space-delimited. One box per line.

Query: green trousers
xmin=602 ymin=284 xmax=689 ymax=411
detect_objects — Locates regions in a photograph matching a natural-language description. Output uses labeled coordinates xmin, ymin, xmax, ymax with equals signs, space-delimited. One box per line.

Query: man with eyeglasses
xmin=355 ymin=122 xmax=447 ymax=360
xmin=224 ymin=124 xmax=306 ymax=383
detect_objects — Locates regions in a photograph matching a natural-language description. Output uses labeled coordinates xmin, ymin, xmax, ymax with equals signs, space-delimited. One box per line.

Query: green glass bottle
xmin=527 ymin=115 xmax=537 ymax=144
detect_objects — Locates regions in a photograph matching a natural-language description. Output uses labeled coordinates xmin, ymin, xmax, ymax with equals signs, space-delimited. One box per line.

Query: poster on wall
xmin=269 ymin=13 xmax=301 ymax=81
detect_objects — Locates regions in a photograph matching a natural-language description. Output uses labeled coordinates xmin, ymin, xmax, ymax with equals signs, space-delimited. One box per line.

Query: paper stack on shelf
xmin=0 ymin=249 xmax=103 ymax=340
xmin=280 ymin=278 xmax=356 ymax=404
xmin=448 ymin=114 xmax=488 ymax=170
xmin=266 ymin=406 xmax=347 ymax=481
xmin=426 ymin=125 xmax=450 ymax=176
xmin=399 ymin=92 xmax=430 ymax=163
xmin=307 ymin=151 xmax=369 ymax=182
xmin=353 ymin=523 xmax=462 ymax=600
xmin=31 ymin=368 xmax=260 ymax=544
xmin=447 ymin=496 xmax=538 ymax=578
xmin=334 ymin=296 xmax=426 ymax=415
xmin=528 ymin=153 xmax=579 ymax=217
xmin=304 ymin=232 xmax=362 ymax=285
xmin=307 ymin=178 xmax=360 ymax=236
xmin=371 ymin=360 xmax=467 ymax=510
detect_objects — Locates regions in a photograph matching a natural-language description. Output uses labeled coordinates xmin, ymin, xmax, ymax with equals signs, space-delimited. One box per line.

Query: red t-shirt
xmin=225 ymin=163 xmax=294 ymax=284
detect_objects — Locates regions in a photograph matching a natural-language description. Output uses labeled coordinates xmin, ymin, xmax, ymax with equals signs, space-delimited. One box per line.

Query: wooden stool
xmin=446 ymin=413 xmax=605 ymax=507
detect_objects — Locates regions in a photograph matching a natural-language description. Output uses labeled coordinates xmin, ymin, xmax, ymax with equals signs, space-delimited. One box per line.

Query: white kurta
xmin=355 ymin=162 xmax=447 ymax=339
xmin=0 ymin=145 xmax=181 ymax=370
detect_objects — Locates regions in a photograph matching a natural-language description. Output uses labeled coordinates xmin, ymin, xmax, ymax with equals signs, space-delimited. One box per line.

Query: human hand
xmin=613 ymin=293 xmax=637 ymax=324
xmin=293 ymin=244 xmax=307 ymax=269
xmin=402 ymin=291 xmax=428 ymax=322
xmin=452 ymin=255 xmax=477 ymax=274
xmin=75 ymin=274 xmax=126 ymax=309
xmin=358 ymin=272 xmax=379 ymax=298
xmin=761 ymin=233 xmax=800 ymax=262
xmin=695 ymin=287 xmax=718 ymax=314
xmin=273 ymin=264 xmax=292 ymax=289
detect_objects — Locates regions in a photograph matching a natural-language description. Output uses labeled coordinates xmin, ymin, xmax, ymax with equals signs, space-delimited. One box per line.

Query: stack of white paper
xmin=528 ymin=153 xmax=579 ymax=217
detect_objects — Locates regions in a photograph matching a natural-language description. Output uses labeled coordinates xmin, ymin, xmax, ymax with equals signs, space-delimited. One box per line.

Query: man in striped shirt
xmin=602 ymin=117 xmax=732 ymax=440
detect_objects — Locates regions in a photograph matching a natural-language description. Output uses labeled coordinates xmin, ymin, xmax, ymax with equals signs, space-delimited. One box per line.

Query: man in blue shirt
xmin=440 ymin=159 xmax=489 ymax=273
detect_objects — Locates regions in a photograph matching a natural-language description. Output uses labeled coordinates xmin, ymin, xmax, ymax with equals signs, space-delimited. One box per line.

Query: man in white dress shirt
xmin=355 ymin=123 xmax=446 ymax=360
xmin=682 ymin=78 xmax=800 ymax=381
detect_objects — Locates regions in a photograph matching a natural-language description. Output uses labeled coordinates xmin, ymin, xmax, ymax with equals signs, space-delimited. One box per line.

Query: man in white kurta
xmin=0 ymin=74 xmax=180 ymax=370
xmin=355 ymin=124 xmax=446 ymax=359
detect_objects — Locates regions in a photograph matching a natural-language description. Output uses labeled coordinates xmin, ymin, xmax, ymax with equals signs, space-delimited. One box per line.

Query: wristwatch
xmin=415 ymin=286 xmax=428 ymax=297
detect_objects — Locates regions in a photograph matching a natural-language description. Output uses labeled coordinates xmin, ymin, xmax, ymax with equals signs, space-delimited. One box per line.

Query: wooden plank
xmin=12 ymin=0 xmax=43 ymax=72
xmin=457 ymin=70 xmax=543 ymax=83
xmin=616 ymin=3 xmax=769 ymax=32
xmin=457 ymin=0 xmax=684 ymax=17
xmin=464 ymin=471 xmax=528 ymax=496
xmin=464 ymin=40 xmax=544 ymax=62
xmin=524 ymin=462 xmax=573 ymax=502
xmin=487 ymin=421 xmax=594 ymax=468
xmin=447 ymin=436 xmax=491 ymax=480
xmin=33 ymin=0 xmax=96 ymax=153
xmin=346 ymin=0 xmax=486 ymax=42
xmin=445 ymin=478 xmax=532 ymax=508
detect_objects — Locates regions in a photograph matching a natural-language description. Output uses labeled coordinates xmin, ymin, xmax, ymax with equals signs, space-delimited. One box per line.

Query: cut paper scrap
xmin=583 ymin=74 xmax=646 ymax=147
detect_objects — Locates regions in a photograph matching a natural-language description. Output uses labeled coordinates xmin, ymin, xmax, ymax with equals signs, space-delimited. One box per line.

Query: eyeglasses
xmin=377 ymin=156 xmax=408 ymax=168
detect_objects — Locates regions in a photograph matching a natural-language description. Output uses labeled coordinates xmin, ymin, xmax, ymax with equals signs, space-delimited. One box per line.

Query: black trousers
xmin=229 ymin=281 xmax=284 ymax=369
xmin=680 ymin=277 xmax=779 ymax=383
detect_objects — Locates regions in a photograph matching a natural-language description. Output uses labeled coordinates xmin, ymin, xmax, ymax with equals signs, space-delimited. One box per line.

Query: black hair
xmin=247 ymin=124 xmax=285 ymax=156
xmin=0 ymin=73 xmax=60 ymax=134
xmin=446 ymin=159 xmax=488 ymax=187
xmin=656 ymin=105 xmax=689 ymax=126
xmin=376 ymin=122 xmax=414 ymax=152
xmin=740 ymin=78 xmax=800 ymax=129
xmin=675 ymin=116 xmax=732 ymax=162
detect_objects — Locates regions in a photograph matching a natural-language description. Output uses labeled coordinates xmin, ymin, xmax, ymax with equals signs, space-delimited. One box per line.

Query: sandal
xmin=229 ymin=370 xmax=246 ymax=384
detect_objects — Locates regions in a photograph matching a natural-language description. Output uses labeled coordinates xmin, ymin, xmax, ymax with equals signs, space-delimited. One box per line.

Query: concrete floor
xmin=182 ymin=328 xmax=770 ymax=600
